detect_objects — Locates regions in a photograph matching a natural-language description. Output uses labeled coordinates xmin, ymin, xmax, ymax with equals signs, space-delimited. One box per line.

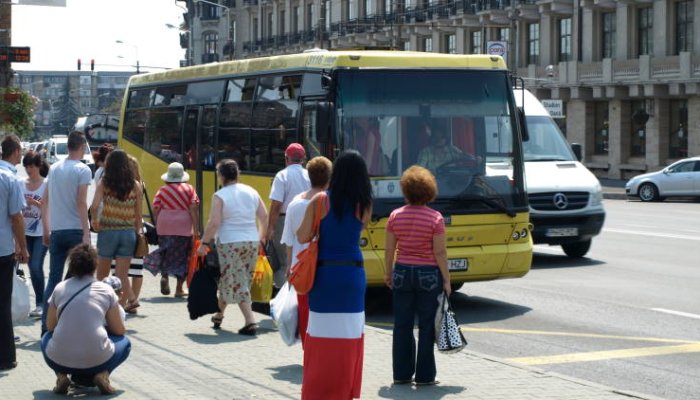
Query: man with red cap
xmin=267 ymin=143 xmax=310 ymax=287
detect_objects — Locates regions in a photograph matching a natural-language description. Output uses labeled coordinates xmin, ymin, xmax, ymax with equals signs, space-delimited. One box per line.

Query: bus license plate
xmin=448 ymin=259 xmax=468 ymax=271
xmin=546 ymin=227 xmax=578 ymax=237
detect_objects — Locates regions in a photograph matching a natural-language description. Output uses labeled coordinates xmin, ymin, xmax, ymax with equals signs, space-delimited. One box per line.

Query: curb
xmin=364 ymin=324 xmax=662 ymax=400
xmin=603 ymin=192 xmax=628 ymax=200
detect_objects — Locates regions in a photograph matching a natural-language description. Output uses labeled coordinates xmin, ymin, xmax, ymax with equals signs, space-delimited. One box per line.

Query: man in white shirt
xmin=40 ymin=132 xmax=92 ymax=334
xmin=266 ymin=143 xmax=310 ymax=287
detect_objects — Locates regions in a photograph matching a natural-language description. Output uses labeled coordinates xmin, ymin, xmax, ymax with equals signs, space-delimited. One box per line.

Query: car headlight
xmin=590 ymin=183 xmax=603 ymax=206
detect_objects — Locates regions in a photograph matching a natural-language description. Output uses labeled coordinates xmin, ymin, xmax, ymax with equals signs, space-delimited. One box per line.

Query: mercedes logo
xmin=552 ymin=193 xmax=569 ymax=210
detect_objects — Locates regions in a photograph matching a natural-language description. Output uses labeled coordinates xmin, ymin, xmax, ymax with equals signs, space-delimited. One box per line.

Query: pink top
xmin=153 ymin=182 xmax=200 ymax=236
xmin=386 ymin=205 xmax=445 ymax=266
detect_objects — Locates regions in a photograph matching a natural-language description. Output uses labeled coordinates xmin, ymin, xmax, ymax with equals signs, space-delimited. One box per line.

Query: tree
xmin=0 ymin=87 xmax=36 ymax=138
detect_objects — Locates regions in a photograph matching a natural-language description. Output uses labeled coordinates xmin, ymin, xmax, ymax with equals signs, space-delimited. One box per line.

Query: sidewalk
xmin=600 ymin=178 xmax=628 ymax=200
xmin=2 ymin=272 xmax=660 ymax=400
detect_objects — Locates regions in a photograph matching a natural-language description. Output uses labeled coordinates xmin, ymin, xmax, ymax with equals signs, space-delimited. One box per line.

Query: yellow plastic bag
xmin=251 ymin=248 xmax=273 ymax=303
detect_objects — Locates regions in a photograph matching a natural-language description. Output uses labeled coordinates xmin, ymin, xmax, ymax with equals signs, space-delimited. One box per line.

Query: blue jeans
xmin=391 ymin=264 xmax=442 ymax=383
xmin=41 ymin=332 xmax=131 ymax=376
xmin=41 ymin=230 xmax=83 ymax=333
xmin=26 ymin=235 xmax=48 ymax=307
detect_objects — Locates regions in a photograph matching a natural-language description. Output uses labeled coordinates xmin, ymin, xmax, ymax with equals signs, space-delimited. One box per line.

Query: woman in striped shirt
xmin=384 ymin=165 xmax=451 ymax=386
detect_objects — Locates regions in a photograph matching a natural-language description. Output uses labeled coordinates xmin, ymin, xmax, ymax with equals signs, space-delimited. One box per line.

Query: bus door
xmin=182 ymin=105 xmax=219 ymax=230
xmin=301 ymin=101 xmax=332 ymax=159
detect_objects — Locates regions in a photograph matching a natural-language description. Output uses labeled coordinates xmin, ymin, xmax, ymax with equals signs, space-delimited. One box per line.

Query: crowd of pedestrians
xmin=2 ymin=134 xmax=454 ymax=399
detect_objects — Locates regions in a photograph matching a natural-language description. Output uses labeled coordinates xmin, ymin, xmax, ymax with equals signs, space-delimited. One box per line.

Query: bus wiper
xmin=455 ymin=193 xmax=516 ymax=218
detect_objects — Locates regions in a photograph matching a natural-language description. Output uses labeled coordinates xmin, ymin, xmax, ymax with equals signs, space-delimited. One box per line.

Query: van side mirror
xmin=517 ymin=107 xmax=529 ymax=142
xmin=571 ymin=143 xmax=583 ymax=161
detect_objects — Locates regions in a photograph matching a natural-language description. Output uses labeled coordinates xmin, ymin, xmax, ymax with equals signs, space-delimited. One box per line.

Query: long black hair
xmin=328 ymin=150 xmax=373 ymax=220
xmin=103 ymin=149 xmax=135 ymax=200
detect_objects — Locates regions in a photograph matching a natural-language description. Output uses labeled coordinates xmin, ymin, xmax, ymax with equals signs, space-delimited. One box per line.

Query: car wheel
xmin=561 ymin=239 xmax=592 ymax=258
xmin=638 ymin=182 xmax=659 ymax=202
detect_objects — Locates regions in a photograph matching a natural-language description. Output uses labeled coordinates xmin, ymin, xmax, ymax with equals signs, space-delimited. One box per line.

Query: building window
xmin=471 ymin=30 xmax=482 ymax=54
xmin=201 ymin=2 xmax=221 ymax=19
xmin=594 ymin=102 xmax=609 ymax=155
xmin=253 ymin=18 xmax=258 ymax=41
xmin=638 ymin=7 xmax=653 ymax=56
xmin=294 ymin=7 xmax=300 ymax=32
xmin=601 ymin=12 xmax=616 ymax=59
xmin=365 ymin=0 xmax=374 ymax=16
xmin=528 ymin=23 xmax=540 ymax=65
xmin=403 ymin=41 xmax=410 ymax=51
xmin=280 ymin=10 xmax=286 ymax=34
xmin=676 ymin=1 xmax=694 ymax=54
xmin=385 ymin=0 xmax=392 ymax=15
xmin=204 ymin=32 xmax=218 ymax=54
xmin=630 ymin=100 xmax=647 ymax=157
xmin=307 ymin=4 xmax=315 ymax=29
xmin=669 ymin=100 xmax=688 ymax=159
xmin=349 ymin=0 xmax=357 ymax=20
xmin=559 ymin=18 xmax=572 ymax=62
xmin=423 ymin=37 xmax=432 ymax=52
xmin=498 ymin=27 xmax=509 ymax=42
xmin=446 ymin=34 xmax=456 ymax=54
xmin=325 ymin=0 xmax=331 ymax=29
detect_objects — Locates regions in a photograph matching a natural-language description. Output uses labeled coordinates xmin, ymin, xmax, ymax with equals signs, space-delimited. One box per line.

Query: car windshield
xmin=523 ymin=116 xmax=576 ymax=162
xmin=334 ymin=69 xmax=526 ymax=218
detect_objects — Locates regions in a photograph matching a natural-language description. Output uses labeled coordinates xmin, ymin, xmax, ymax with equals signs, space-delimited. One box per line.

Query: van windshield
xmin=523 ymin=116 xmax=575 ymax=162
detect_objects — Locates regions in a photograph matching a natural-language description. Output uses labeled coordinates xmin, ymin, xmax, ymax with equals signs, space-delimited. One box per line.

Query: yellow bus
xmin=118 ymin=50 xmax=532 ymax=289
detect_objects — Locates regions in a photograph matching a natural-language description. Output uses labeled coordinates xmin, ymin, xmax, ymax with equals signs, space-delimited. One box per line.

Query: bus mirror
xmin=517 ymin=107 xmax=529 ymax=142
xmin=321 ymin=73 xmax=333 ymax=90
xmin=571 ymin=143 xmax=583 ymax=161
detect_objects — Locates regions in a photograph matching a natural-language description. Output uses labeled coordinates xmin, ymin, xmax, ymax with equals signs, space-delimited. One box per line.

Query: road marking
xmin=652 ymin=308 xmax=700 ymax=320
xmin=604 ymin=228 xmax=700 ymax=241
xmin=460 ymin=327 xmax=696 ymax=344
xmin=507 ymin=343 xmax=700 ymax=365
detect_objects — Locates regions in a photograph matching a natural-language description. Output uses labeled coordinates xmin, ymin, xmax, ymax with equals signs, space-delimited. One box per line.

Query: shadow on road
xmin=531 ymin=252 xmax=605 ymax=269
xmin=377 ymin=383 xmax=465 ymax=399
xmin=267 ymin=364 xmax=303 ymax=385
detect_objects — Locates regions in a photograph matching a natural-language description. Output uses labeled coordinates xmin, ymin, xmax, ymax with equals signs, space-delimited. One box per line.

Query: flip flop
xmin=237 ymin=323 xmax=257 ymax=336
xmin=160 ymin=276 xmax=170 ymax=295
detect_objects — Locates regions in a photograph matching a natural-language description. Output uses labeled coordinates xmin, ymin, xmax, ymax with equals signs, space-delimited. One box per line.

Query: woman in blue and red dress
xmin=297 ymin=150 xmax=372 ymax=400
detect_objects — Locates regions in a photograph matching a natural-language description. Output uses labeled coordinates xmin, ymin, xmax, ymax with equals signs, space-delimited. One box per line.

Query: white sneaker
xmin=29 ymin=307 xmax=43 ymax=318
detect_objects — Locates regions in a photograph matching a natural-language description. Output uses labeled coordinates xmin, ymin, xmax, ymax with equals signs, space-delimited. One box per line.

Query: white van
xmin=515 ymin=89 xmax=605 ymax=258
xmin=46 ymin=135 xmax=94 ymax=168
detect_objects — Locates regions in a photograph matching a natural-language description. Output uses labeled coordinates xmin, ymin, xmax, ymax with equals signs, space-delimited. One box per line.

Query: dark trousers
xmin=41 ymin=230 xmax=83 ymax=333
xmin=391 ymin=264 xmax=442 ymax=383
xmin=42 ymin=332 xmax=131 ymax=376
xmin=0 ymin=254 xmax=16 ymax=366
xmin=26 ymin=235 xmax=48 ymax=307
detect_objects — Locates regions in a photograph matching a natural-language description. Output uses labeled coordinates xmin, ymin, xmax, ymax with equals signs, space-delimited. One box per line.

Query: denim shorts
xmin=97 ymin=229 xmax=136 ymax=258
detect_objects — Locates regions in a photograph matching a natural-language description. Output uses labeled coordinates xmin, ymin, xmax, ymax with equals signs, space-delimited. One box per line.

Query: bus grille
xmin=529 ymin=192 xmax=589 ymax=211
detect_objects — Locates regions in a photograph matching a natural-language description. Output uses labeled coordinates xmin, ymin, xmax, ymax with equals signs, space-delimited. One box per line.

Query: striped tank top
xmin=101 ymin=187 xmax=137 ymax=230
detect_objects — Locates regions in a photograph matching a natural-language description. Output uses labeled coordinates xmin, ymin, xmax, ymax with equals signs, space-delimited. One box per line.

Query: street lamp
xmin=115 ymin=40 xmax=140 ymax=73
xmin=192 ymin=0 xmax=233 ymax=63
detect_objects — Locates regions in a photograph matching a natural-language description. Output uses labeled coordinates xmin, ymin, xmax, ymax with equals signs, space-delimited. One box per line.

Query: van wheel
xmin=638 ymin=183 xmax=659 ymax=202
xmin=561 ymin=239 xmax=591 ymax=258
xmin=450 ymin=283 xmax=464 ymax=292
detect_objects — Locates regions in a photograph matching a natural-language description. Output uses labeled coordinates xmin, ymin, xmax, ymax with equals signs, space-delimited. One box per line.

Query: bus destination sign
xmin=0 ymin=47 xmax=31 ymax=63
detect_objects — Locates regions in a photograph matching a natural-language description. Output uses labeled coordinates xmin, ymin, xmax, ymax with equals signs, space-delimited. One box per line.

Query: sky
xmin=12 ymin=0 xmax=187 ymax=72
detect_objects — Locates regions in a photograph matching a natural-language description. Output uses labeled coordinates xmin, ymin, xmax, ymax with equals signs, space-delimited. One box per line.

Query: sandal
xmin=124 ymin=300 xmax=140 ymax=313
xmin=160 ymin=276 xmax=170 ymax=295
xmin=174 ymin=291 xmax=188 ymax=298
xmin=211 ymin=314 xmax=224 ymax=330
xmin=238 ymin=323 xmax=258 ymax=336
xmin=415 ymin=380 xmax=440 ymax=386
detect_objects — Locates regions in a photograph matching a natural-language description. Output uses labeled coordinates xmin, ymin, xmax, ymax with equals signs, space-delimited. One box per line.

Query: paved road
xmin=368 ymin=198 xmax=700 ymax=400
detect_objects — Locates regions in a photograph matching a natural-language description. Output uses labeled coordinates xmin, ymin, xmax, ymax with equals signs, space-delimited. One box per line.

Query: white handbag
xmin=436 ymin=292 xmax=467 ymax=354
xmin=11 ymin=264 xmax=30 ymax=323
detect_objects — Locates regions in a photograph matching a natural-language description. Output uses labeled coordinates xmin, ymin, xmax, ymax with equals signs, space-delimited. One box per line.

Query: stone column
xmin=646 ymin=99 xmax=669 ymax=171
xmin=581 ymin=6 xmax=595 ymax=63
xmin=653 ymin=0 xmax=668 ymax=57
xmin=540 ymin=14 xmax=552 ymax=66
xmin=607 ymin=99 xmax=626 ymax=178
xmin=616 ymin=3 xmax=630 ymax=60
xmin=687 ymin=97 xmax=700 ymax=161
xmin=566 ymin=100 xmax=593 ymax=161
xmin=456 ymin=28 xmax=466 ymax=54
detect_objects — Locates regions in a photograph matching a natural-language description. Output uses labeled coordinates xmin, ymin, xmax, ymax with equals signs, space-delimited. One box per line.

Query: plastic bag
xmin=12 ymin=265 xmax=30 ymax=323
xmin=270 ymin=282 xmax=299 ymax=346
xmin=186 ymin=238 xmax=202 ymax=288
xmin=250 ymin=248 xmax=273 ymax=303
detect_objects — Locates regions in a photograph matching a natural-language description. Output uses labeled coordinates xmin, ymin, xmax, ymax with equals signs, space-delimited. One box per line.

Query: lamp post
xmin=115 ymin=40 xmax=140 ymax=73
xmin=193 ymin=0 xmax=233 ymax=63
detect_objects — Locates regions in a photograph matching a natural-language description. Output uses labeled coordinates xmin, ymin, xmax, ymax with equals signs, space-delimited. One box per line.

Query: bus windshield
xmin=335 ymin=69 xmax=525 ymax=218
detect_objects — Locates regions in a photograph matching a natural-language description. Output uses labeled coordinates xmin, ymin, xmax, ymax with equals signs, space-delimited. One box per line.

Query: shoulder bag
xmin=142 ymin=182 xmax=159 ymax=245
xmin=288 ymin=192 xmax=326 ymax=295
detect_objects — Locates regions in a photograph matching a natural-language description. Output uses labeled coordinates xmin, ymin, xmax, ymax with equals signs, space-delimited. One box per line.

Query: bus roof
xmin=128 ymin=51 xmax=508 ymax=87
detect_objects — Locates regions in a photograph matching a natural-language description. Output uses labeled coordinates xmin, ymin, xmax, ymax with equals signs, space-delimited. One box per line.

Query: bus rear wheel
xmin=561 ymin=239 xmax=592 ymax=258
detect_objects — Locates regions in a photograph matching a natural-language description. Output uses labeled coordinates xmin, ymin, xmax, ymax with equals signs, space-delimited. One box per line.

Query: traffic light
xmin=77 ymin=59 xmax=81 ymax=70
xmin=90 ymin=59 xmax=95 ymax=71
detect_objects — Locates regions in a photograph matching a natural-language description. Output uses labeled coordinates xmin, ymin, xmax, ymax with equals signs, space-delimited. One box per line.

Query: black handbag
xmin=187 ymin=258 xmax=221 ymax=320
xmin=143 ymin=182 xmax=159 ymax=245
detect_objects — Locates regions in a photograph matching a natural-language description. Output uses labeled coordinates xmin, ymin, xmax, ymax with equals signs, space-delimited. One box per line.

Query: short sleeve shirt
xmin=47 ymin=159 xmax=92 ymax=231
xmin=0 ymin=160 xmax=26 ymax=256
xmin=386 ymin=205 xmax=445 ymax=266
xmin=280 ymin=194 xmax=311 ymax=267
xmin=269 ymin=164 xmax=310 ymax=213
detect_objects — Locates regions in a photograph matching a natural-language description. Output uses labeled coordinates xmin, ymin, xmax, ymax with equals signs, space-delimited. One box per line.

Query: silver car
xmin=625 ymin=157 xmax=700 ymax=201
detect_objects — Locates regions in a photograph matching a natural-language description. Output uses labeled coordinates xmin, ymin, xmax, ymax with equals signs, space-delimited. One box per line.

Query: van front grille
xmin=529 ymin=192 xmax=589 ymax=211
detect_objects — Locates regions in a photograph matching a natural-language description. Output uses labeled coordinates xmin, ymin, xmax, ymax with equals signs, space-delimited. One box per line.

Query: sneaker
xmin=53 ymin=373 xmax=70 ymax=394
xmin=29 ymin=307 xmax=43 ymax=318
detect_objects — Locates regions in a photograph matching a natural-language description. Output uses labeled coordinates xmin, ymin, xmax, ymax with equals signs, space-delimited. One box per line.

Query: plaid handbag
xmin=436 ymin=292 xmax=467 ymax=354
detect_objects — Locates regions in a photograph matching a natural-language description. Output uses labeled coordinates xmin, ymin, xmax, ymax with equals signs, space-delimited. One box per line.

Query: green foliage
xmin=0 ymin=87 xmax=36 ymax=138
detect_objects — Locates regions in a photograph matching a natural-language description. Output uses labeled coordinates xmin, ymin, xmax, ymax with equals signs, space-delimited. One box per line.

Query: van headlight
xmin=590 ymin=184 xmax=603 ymax=206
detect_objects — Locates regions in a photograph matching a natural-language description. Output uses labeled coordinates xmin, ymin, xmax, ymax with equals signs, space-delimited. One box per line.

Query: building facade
xmin=15 ymin=70 xmax=133 ymax=140
xmin=181 ymin=0 xmax=700 ymax=179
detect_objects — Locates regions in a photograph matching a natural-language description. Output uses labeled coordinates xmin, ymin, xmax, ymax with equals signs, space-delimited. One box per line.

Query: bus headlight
xmin=520 ymin=229 xmax=528 ymax=238
xmin=512 ymin=231 xmax=521 ymax=240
